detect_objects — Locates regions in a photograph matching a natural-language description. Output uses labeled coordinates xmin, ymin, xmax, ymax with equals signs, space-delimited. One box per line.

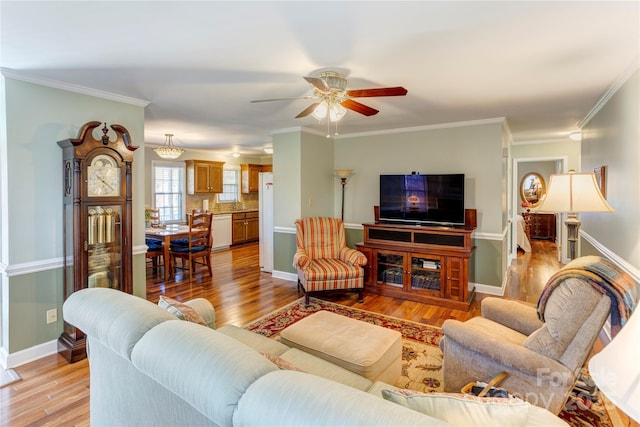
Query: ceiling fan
xmin=251 ymin=70 xmax=407 ymax=136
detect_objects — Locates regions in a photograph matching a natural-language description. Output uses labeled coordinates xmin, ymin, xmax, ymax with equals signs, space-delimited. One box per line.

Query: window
xmin=152 ymin=161 xmax=185 ymax=223
xmin=218 ymin=169 xmax=239 ymax=203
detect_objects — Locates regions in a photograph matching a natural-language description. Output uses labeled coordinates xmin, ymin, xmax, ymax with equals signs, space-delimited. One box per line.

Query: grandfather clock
xmin=57 ymin=121 xmax=138 ymax=362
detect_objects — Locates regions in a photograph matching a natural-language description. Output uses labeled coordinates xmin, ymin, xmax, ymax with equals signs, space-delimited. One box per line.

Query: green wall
xmin=1 ymin=77 xmax=146 ymax=362
xmin=272 ymin=120 xmax=510 ymax=290
xmin=580 ymin=69 xmax=639 ymax=269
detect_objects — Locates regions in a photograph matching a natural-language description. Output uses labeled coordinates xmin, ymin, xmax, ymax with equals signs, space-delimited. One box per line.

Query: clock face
xmin=87 ymin=154 xmax=121 ymax=197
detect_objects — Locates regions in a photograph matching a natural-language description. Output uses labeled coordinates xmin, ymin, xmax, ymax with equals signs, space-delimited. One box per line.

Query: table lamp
xmin=534 ymin=170 xmax=614 ymax=260
xmin=588 ymin=306 xmax=640 ymax=422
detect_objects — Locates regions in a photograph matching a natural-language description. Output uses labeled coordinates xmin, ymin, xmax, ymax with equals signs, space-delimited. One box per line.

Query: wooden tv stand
xmin=356 ymin=223 xmax=475 ymax=311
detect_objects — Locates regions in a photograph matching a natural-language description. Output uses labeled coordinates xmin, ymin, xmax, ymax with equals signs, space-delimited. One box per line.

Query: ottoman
xmin=279 ymin=310 xmax=402 ymax=384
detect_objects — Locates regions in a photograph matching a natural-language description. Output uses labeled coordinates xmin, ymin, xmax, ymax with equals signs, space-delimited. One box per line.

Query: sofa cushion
xmin=183 ymin=298 xmax=216 ymax=329
xmin=217 ymin=324 xmax=290 ymax=356
xmin=234 ymin=370 xmax=452 ymax=426
xmin=132 ymin=321 xmax=278 ymax=427
xmin=261 ymin=352 xmax=303 ymax=371
xmin=279 ymin=348 xmax=373 ymax=391
xmin=63 ymin=288 xmax=176 ymax=360
xmin=382 ymin=389 xmax=529 ymax=427
xmin=158 ymin=296 xmax=207 ymax=326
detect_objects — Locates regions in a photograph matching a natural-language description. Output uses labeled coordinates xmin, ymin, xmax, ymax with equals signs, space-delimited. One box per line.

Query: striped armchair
xmin=293 ymin=217 xmax=368 ymax=306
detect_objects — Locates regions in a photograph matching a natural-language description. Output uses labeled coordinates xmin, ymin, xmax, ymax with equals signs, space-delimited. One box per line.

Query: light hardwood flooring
xmin=1 ymin=240 xmax=634 ymax=426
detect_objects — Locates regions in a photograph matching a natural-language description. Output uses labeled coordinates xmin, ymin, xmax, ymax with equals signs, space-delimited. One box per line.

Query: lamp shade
xmin=588 ymin=307 xmax=640 ymax=422
xmin=534 ymin=172 xmax=614 ymax=213
xmin=335 ymin=169 xmax=353 ymax=179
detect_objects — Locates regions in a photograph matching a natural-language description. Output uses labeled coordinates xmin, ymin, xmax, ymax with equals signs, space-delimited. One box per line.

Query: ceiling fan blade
xmin=341 ymin=99 xmax=379 ymax=116
xmin=346 ymin=86 xmax=408 ymax=98
xmin=295 ymin=102 xmax=321 ymax=118
xmin=251 ymin=96 xmax=315 ymax=103
xmin=303 ymin=76 xmax=331 ymax=93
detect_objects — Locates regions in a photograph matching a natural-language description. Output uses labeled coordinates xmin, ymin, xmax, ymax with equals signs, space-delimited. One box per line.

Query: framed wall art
xmin=594 ymin=165 xmax=606 ymax=198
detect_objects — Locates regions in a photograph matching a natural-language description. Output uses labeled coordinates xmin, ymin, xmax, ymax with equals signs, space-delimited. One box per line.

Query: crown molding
xmin=1 ymin=68 xmax=150 ymax=107
xmin=578 ymin=57 xmax=639 ymax=129
xmin=334 ymin=117 xmax=506 ymax=139
xmin=270 ymin=126 xmax=326 ymax=138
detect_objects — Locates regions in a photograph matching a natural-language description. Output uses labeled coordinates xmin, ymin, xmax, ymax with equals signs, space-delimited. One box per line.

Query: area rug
xmin=244 ymin=297 xmax=616 ymax=427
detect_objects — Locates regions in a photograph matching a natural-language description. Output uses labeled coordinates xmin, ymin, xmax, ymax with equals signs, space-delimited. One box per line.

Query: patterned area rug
xmin=244 ymin=297 xmax=616 ymax=427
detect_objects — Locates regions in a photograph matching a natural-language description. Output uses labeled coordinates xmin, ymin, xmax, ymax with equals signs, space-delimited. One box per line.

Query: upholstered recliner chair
xmin=440 ymin=256 xmax=636 ymax=415
xmin=293 ymin=217 xmax=367 ymax=305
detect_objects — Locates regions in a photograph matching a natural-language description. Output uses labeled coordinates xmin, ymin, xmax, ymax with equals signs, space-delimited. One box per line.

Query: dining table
xmin=145 ymin=224 xmax=190 ymax=281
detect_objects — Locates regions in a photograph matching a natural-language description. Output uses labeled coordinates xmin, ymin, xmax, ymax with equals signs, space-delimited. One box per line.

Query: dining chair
xmin=145 ymin=208 xmax=164 ymax=275
xmin=170 ymin=212 xmax=213 ymax=282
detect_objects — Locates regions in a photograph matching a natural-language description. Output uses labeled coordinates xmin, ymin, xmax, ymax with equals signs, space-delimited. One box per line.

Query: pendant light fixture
xmin=153 ymin=133 xmax=185 ymax=160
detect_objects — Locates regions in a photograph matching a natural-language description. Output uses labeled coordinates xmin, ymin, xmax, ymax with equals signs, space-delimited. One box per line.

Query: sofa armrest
xmin=481 ymin=298 xmax=542 ymax=336
xmin=292 ymin=249 xmax=310 ymax=270
xmin=184 ymin=298 xmax=216 ymax=329
xmin=442 ymin=319 xmax=569 ymax=378
xmin=340 ymin=247 xmax=367 ymax=267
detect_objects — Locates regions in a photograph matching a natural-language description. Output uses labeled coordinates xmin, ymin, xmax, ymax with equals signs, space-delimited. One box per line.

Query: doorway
xmin=511 ymin=156 xmax=567 ymax=263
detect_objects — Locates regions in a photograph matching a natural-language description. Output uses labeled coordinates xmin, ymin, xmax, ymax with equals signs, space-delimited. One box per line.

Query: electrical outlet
xmin=46 ymin=309 xmax=57 ymax=324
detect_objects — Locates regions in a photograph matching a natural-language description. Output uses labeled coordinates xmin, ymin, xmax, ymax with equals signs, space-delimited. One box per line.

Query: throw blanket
xmin=537 ymin=256 xmax=638 ymax=337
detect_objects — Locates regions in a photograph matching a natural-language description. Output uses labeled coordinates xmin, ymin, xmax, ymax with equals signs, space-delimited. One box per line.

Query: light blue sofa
xmin=63 ymin=288 xmax=566 ymax=426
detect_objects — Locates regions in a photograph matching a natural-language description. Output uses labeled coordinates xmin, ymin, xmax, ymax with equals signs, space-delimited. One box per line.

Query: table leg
xmin=163 ymin=235 xmax=171 ymax=281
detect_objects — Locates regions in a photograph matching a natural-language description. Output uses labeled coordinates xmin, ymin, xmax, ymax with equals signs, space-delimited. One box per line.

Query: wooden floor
xmin=0 ymin=239 xmax=622 ymax=427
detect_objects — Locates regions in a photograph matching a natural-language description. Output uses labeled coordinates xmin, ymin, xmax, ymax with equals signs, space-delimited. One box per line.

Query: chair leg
xmin=357 ymin=288 xmax=364 ymax=303
xmin=305 ymin=291 xmax=310 ymax=306
xmin=205 ymin=254 xmax=213 ymax=277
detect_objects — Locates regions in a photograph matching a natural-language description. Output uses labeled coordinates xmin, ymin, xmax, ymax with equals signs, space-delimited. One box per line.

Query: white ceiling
xmin=1 ymin=1 xmax=638 ymax=156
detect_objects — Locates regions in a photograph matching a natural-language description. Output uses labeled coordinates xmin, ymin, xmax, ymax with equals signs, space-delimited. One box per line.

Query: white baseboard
xmin=271 ymin=270 xmax=297 ymax=282
xmin=1 ymin=339 xmax=59 ymax=369
xmin=474 ymin=282 xmax=506 ymax=296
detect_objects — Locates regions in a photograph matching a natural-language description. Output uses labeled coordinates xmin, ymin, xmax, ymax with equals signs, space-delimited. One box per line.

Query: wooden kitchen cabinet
xmin=232 ymin=211 xmax=259 ymax=244
xmin=241 ymin=164 xmax=272 ymax=193
xmin=186 ymin=160 xmax=225 ymax=194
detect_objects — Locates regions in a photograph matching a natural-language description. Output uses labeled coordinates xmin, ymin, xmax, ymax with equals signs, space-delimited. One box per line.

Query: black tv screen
xmin=379 ymin=174 xmax=465 ymax=226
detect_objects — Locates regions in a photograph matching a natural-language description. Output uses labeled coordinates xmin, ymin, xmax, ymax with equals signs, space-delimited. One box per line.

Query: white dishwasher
xmin=212 ymin=214 xmax=232 ymax=250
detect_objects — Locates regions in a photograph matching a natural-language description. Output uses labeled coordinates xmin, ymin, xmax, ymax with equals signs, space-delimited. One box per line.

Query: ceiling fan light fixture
xmin=154 ymin=133 xmax=185 ymax=160
xmin=329 ymin=103 xmax=347 ymax=122
xmin=312 ymin=101 xmax=329 ymax=120
xmin=311 ymin=100 xmax=347 ymax=122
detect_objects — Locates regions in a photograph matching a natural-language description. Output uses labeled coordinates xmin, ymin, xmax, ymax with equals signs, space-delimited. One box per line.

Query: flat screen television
xmin=379 ymin=174 xmax=465 ymax=226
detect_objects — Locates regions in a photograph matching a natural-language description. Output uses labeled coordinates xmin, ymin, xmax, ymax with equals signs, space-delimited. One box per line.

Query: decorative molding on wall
xmin=1 ymin=246 xmax=147 ymax=277
xmin=274 ymin=226 xmax=295 ymax=234
xmin=578 ymin=57 xmax=639 ymax=129
xmin=2 ymin=257 xmax=65 ymax=277
xmin=581 ymin=230 xmax=640 ymax=284
xmin=476 ymin=230 xmax=503 ymax=241
xmin=1 ymin=67 xmax=150 ymax=107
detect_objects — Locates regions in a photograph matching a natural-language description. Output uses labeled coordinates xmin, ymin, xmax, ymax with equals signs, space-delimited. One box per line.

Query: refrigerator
xmin=259 ymin=172 xmax=274 ymax=272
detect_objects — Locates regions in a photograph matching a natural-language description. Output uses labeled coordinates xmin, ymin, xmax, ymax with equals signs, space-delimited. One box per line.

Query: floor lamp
xmin=534 ymin=170 xmax=614 ymax=260
xmin=335 ymin=169 xmax=353 ymax=220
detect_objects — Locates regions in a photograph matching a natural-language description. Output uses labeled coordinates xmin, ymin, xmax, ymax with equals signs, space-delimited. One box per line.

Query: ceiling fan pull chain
xmin=326 ymin=116 xmax=331 ymax=138
xmin=334 ymin=119 xmax=339 ymax=137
